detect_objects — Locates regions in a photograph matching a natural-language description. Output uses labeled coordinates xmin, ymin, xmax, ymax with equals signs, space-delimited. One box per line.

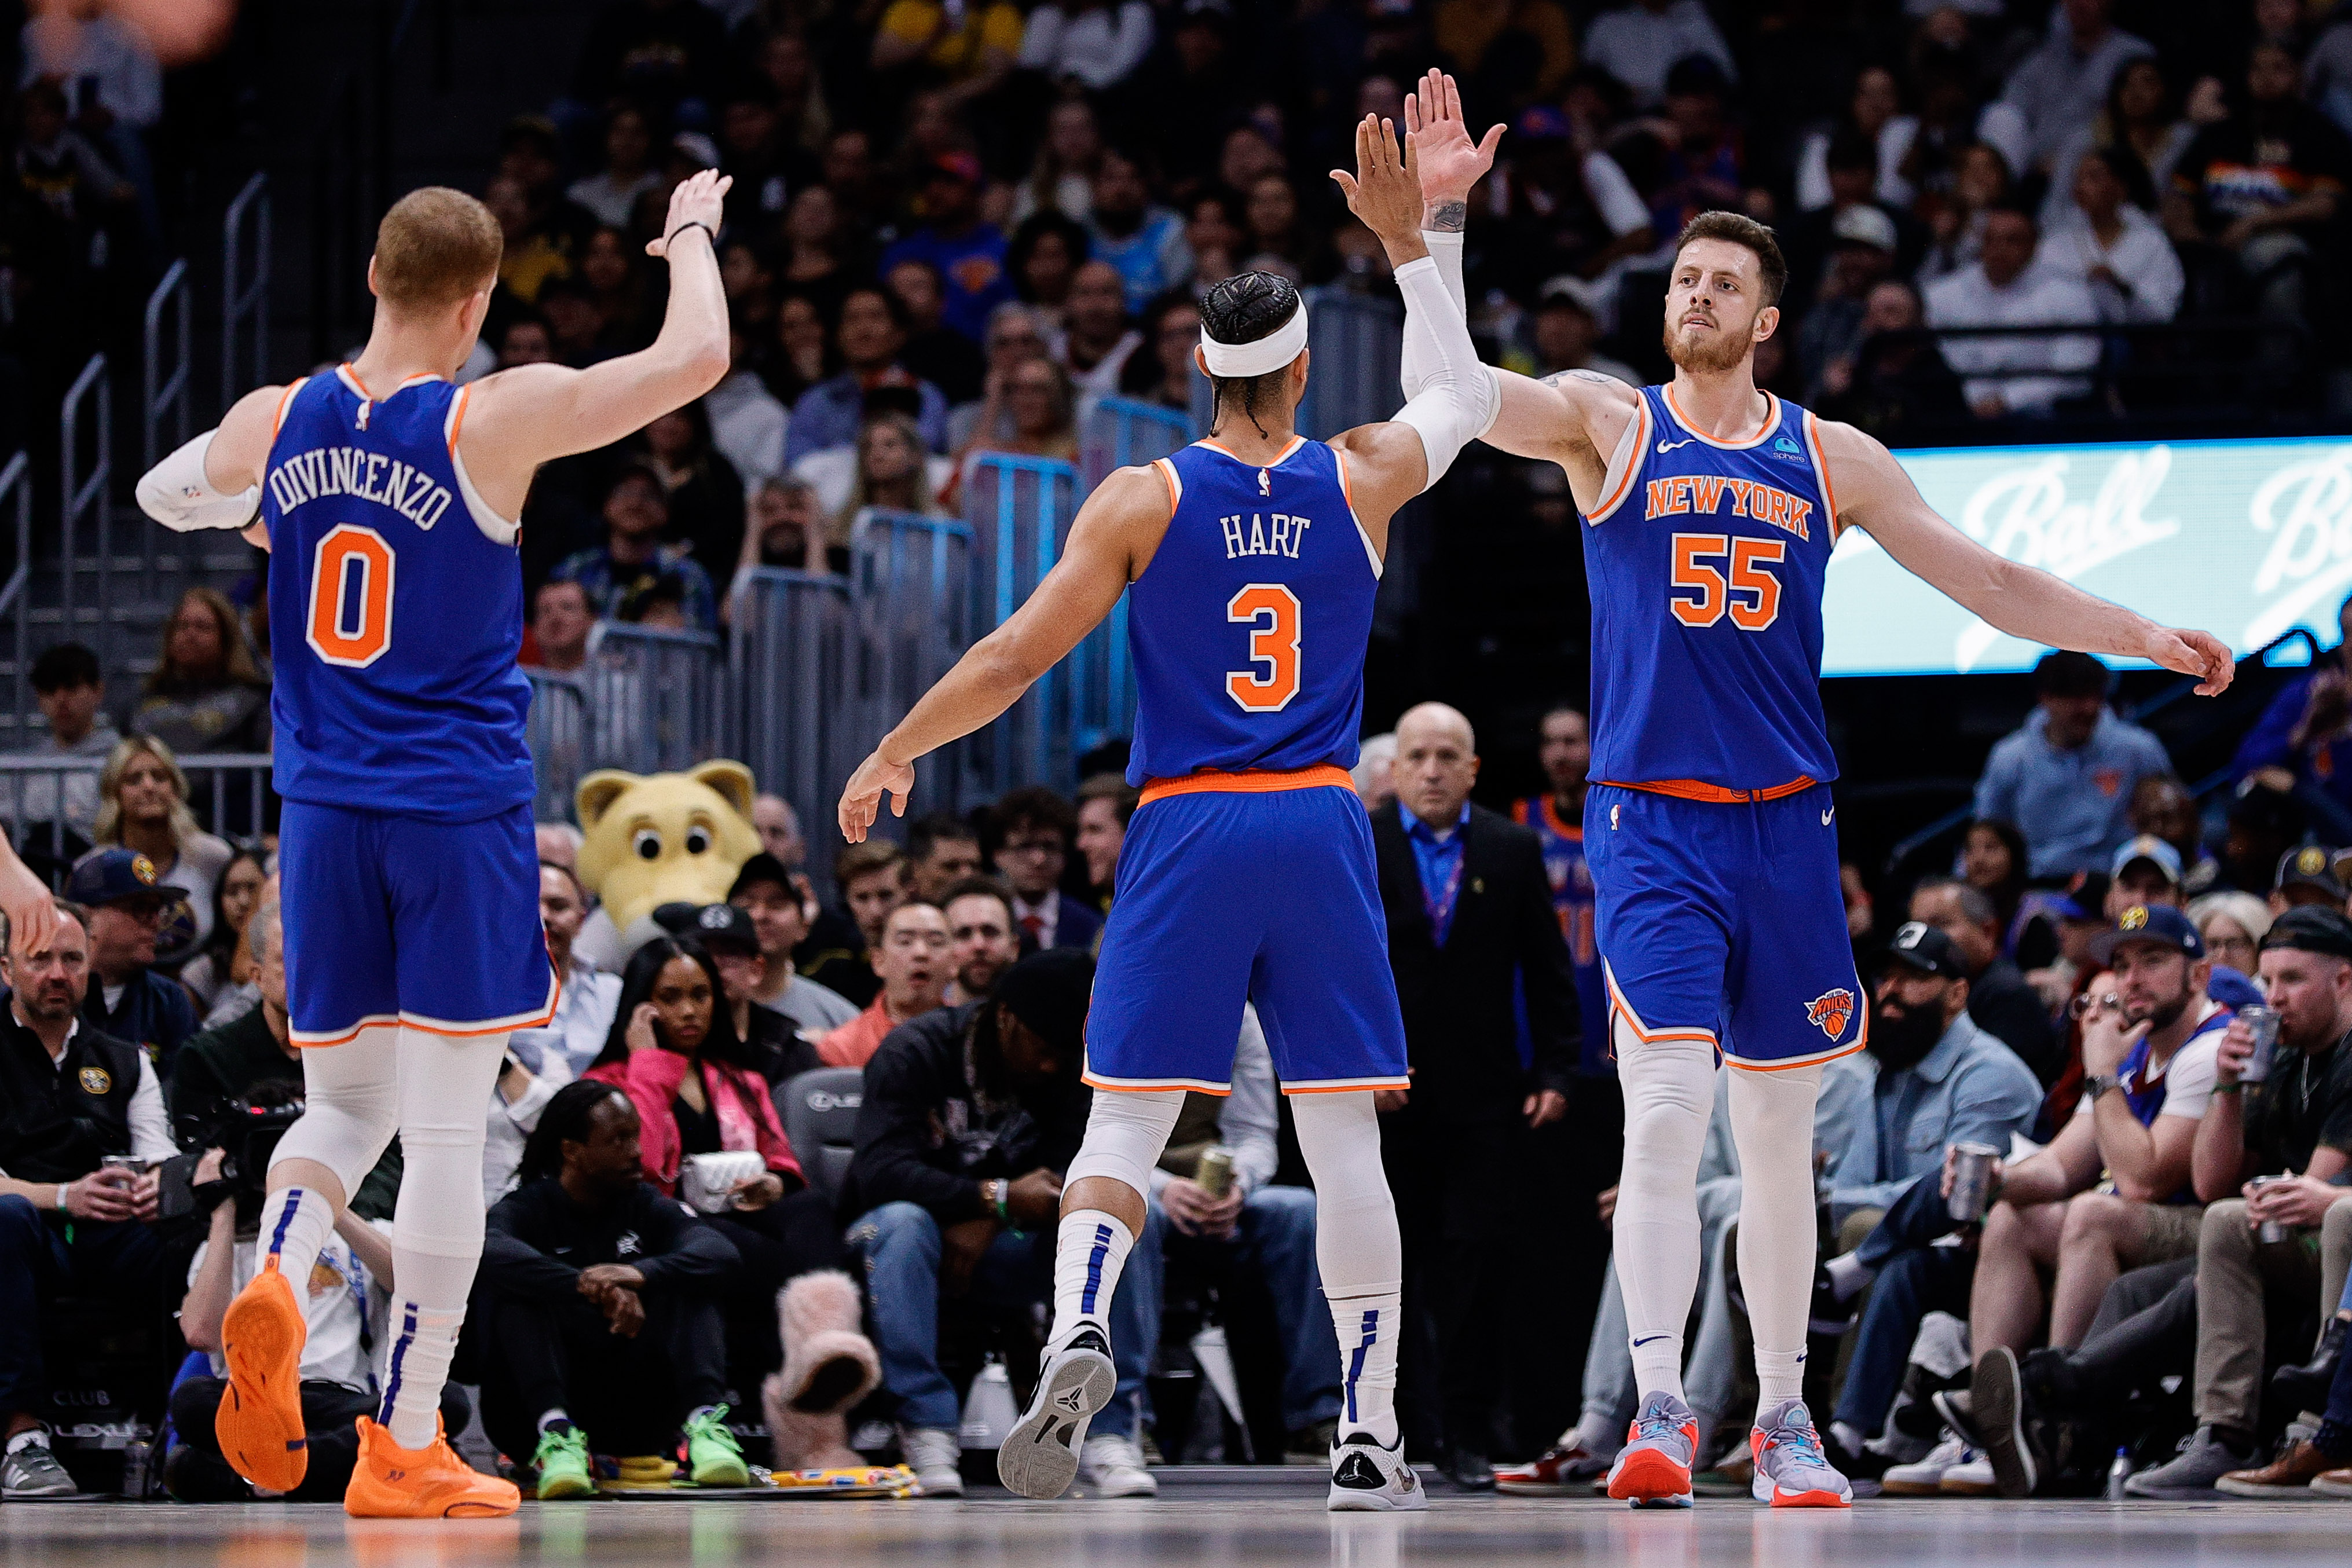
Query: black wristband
xmin=664 ymin=219 xmax=718 ymax=252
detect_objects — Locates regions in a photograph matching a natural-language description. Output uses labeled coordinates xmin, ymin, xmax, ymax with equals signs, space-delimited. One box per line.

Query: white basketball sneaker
xmin=1328 ymin=1431 xmax=1426 ymax=1512
xmin=997 ymin=1324 xmax=1116 ymax=1500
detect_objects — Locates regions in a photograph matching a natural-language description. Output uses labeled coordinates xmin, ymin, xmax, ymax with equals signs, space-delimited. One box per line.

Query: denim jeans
xmin=1833 ymin=1171 xmax=1973 ymax=1438
xmin=848 ymin=1201 xmax=1152 ymax=1437
xmin=1124 ymin=1184 xmax=1342 ymax=1434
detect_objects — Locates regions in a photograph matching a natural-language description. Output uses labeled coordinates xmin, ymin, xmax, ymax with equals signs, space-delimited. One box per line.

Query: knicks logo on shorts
xmin=1804 ymin=988 xmax=1856 ymax=1041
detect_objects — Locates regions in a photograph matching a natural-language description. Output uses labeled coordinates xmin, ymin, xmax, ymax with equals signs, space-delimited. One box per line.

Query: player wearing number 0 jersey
xmin=840 ymin=115 xmax=1495 ymax=1512
xmin=135 ymin=172 xmax=739 ymax=1518
xmin=1399 ymin=68 xmax=2236 ymax=1511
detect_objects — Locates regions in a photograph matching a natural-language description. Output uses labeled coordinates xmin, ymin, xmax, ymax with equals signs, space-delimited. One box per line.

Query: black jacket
xmin=1372 ymin=801 xmax=1578 ymax=1110
xmin=0 ymin=999 xmax=143 ymax=1184
xmin=481 ymin=1177 xmax=739 ymax=1303
xmin=838 ymin=1001 xmax=1091 ymax=1225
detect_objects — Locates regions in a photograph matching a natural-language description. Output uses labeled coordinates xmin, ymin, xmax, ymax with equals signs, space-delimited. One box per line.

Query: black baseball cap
xmin=992 ymin=948 xmax=1094 ymax=1060
xmin=653 ymin=901 xmax=760 ymax=954
xmin=728 ymin=852 xmax=794 ymax=900
xmin=1885 ymin=921 xmax=1964 ymax=979
xmin=2089 ymin=903 xmax=2206 ymax=965
xmin=2275 ymin=843 xmax=2347 ymax=902
xmin=2263 ymin=904 xmax=2352 ymax=962
xmin=64 ymin=849 xmax=185 ymax=913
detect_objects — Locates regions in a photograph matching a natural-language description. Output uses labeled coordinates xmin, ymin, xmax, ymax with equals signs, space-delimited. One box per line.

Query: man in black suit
xmin=1371 ymin=702 xmax=1578 ymax=1491
xmin=991 ymin=787 xmax=1104 ymax=954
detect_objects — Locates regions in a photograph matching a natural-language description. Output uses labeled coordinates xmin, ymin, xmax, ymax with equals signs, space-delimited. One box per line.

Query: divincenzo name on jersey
xmin=266 ymin=446 xmax=455 ymax=530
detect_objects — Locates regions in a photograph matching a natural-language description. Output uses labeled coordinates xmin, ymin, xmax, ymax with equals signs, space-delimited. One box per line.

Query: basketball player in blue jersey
xmin=837 ymin=118 xmax=1491 ymax=1511
xmin=132 ymin=170 xmax=737 ymax=1517
xmin=1399 ymin=71 xmax=2236 ymax=1510
xmin=1512 ymin=706 xmax=1609 ymax=1076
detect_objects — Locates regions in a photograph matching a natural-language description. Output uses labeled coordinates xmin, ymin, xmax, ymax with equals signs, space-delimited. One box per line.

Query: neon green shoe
xmin=532 ymin=1424 xmax=595 ymax=1500
xmin=684 ymin=1405 xmax=749 ymax=1488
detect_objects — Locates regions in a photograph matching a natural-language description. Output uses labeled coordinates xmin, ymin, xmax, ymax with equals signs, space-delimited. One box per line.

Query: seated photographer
xmin=840 ymin=950 xmax=1154 ymax=1499
xmin=0 ymin=899 xmax=174 ymax=1498
xmin=1125 ymin=1007 xmax=1346 ymax=1463
xmin=168 ymin=899 xmax=402 ymax=1218
xmin=583 ymin=938 xmax=842 ymax=1379
xmin=168 ymin=1109 xmax=466 ymax=1500
xmin=477 ymin=1080 xmax=749 ymax=1497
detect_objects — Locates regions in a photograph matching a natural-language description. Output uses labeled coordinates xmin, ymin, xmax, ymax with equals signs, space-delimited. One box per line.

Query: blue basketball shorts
xmin=279 ymin=797 xmax=557 ymax=1046
xmin=1085 ymin=772 xmax=1410 ymax=1096
xmin=1584 ymin=780 xmax=1866 ymax=1071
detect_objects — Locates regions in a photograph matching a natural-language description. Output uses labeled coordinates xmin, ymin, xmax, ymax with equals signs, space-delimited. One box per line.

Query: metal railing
xmin=578 ymin=622 xmax=728 ymax=778
xmin=142 ymin=259 xmax=192 ymax=477
xmin=0 ymin=753 xmax=275 ymax=872
xmin=731 ymin=569 xmax=855 ymax=877
xmin=966 ymin=455 xmax=1082 ymax=792
xmin=853 ymin=510 xmax=974 ymax=812
xmin=0 ymin=455 xmax=30 ymax=746
xmin=1082 ymin=395 xmax=1194 ymax=489
xmin=526 ymin=671 xmax=592 ymax=826
xmin=59 ymin=355 xmax=111 ymax=671
xmin=223 ymin=174 xmax=271 ymax=409
xmin=1296 ymin=285 xmax=1402 ymax=440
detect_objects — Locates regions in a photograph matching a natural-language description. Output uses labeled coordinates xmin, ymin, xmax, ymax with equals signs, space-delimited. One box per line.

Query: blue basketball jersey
xmin=261 ymin=369 xmax=534 ymax=822
xmin=1582 ymin=386 xmax=1840 ymax=794
xmin=1514 ymin=794 xmax=1611 ymax=1076
xmin=1123 ymin=437 xmax=1380 ymax=786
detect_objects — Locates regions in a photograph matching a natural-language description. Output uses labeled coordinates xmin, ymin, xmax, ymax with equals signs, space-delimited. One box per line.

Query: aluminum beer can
xmin=1947 ymin=1142 xmax=2002 ymax=1222
xmin=1196 ymin=1146 xmax=1234 ymax=1199
xmin=2251 ymin=1174 xmax=2292 ymax=1244
xmin=2238 ymin=1005 xmax=2281 ymax=1085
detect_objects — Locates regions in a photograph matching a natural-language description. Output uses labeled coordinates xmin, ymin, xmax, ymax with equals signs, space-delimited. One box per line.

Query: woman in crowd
xmin=1010 ymin=97 xmax=1102 ymax=224
xmin=756 ymin=30 xmax=833 ymax=156
xmin=638 ymin=400 xmax=748 ymax=588
xmin=2186 ymin=891 xmax=2272 ymax=980
xmin=2042 ymin=57 xmax=2201 ymax=233
xmin=1961 ymin=817 xmax=2031 ymax=939
xmin=825 ymin=411 xmax=944 ymax=569
xmin=944 ymin=357 xmax=1077 ymax=508
xmin=1008 ymin=210 xmax=1088 ymax=332
xmin=776 ymin=185 xmax=852 ymax=319
xmin=2040 ymin=146 xmax=2184 ymax=324
xmin=178 ymin=847 xmax=268 ymax=1014
xmin=566 ymin=105 xmax=659 ymax=229
xmin=947 ymin=302 xmax=1053 ymax=449
xmin=585 ymin=939 xmax=843 ymax=1376
xmin=1915 ymin=140 xmax=2012 ymax=283
xmin=90 ymin=735 xmax=235 ymax=968
xmin=133 ymin=586 xmax=270 ymax=757
xmin=1180 ymin=189 xmax=1246 ymax=291
xmin=1118 ymin=292 xmax=1202 ymax=412
xmin=764 ymin=292 xmax=832 ymax=407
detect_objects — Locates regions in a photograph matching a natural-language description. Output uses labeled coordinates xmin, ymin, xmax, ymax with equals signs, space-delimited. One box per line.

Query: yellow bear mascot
xmin=570 ymin=760 xmax=764 ymax=970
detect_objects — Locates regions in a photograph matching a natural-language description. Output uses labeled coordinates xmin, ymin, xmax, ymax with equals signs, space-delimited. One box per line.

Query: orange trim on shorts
xmin=1601 ymin=774 xmax=1816 ymax=805
xmin=1138 ymin=763 xmax=1358 ymax=807
xmin=1724 ymin=1001 xmax=1870 ymax=1072
xmin=1081 ymin=1073 xmax=1234 ymax=1097
xmin=1282 ymin=1078 xmax=1412 ymax=1094
xmin=446 ymin=383 xmax=473 ymax=459
xmin=289 ymin=1013 xmax=400 ymax=1048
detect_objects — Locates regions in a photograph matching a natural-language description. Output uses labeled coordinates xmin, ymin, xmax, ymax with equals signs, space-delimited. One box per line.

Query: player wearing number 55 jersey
xmin=135 ymin=171 xmax=740 ymax=1518
xmin=840 ymin=117 xmax=1492 ymax=1512
xmin=1400 ymin=69 xmax=2238 ymax=1511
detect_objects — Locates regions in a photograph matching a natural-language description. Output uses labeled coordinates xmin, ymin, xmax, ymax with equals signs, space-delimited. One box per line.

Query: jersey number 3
xmin=1226 ymin=583 xmax=1301 ymax=712
xmin=1669 ymin=533 xmax=1783 ymax=632
xmin=306 ymin=524 xmax=396 ymax=669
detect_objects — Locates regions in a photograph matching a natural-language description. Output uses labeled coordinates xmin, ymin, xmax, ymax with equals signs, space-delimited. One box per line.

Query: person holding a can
xmin=1946 ymin=903 xmax=2234 ymax=1497
xmin=2122 ymin=904 xmax=2352 ymax=1498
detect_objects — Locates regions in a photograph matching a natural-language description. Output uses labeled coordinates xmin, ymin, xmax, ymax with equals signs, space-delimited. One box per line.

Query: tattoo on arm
xmin=1428 ymin=200 xmax=1467 ymax=233
xmin=1544 ymin=369 xmax=1622 ymax=387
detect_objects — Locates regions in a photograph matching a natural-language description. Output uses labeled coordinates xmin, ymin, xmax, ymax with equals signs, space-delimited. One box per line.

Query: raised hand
xmin=838 ymin=750 xmax=916 ymax=843
xmin=2142 ymin=626 xmax=2235 ymax=697
xmin=646 ymin=168 xmax=733 ymax=259
xmin=1402 ymin=68 xmax=1504 ymax=221
xmin=1329 ymin=114 xmax=1426 ymax=258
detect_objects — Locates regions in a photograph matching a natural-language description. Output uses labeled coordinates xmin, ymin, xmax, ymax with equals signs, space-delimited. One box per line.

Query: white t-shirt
xmin=2071 ymin=1019 xmax=2223 ymax=1124
xmin=188 ymin=1223 xmax=391 ymax=1393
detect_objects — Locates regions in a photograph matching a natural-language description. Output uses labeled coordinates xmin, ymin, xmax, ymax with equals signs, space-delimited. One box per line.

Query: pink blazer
xmin=587 ymin=1047 xmax=804 ymax=1196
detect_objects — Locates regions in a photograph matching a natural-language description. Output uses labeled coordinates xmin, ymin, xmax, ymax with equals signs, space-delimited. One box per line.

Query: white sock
xmin=6 ymin=1428 xmax=47 ymax=1455
xmin=1728 ymin=1063 xmax=1826 ymax=1413
xmin=379 ymin=1300 xmax=466 ymax=1449
xmin=1613 ymin=1027 xmax=1714 ymax=1406
xmin=1048 ymin=1209 xmax=1134 ymax=1351
xmin=537 ymin=1408 xmax=570 ymax=1433
xmin=252 ymin=1186 xmax=336 ymax=1287
xmin=1289 ymin=1090 xmax=1404 ymax=1448
xmin=1825 ymin=1251 xmax=1871 ymax=1302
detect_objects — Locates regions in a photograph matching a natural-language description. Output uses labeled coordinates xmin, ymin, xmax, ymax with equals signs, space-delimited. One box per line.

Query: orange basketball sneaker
xmin=345 ymin=1415 xmax=521 ymax=1518
xmin=215 ymin=1256 xmax=310 ymax=1492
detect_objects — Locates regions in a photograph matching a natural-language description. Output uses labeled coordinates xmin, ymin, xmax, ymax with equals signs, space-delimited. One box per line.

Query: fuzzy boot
xmin=763 ymin=1271 xmax=882 ymax=1471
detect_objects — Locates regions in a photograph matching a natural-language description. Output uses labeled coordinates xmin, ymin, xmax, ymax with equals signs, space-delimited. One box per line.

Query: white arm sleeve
xmin=1399 ymin=229 xmax=1471 ymax=400
xmin=1390 ymin=254 xmax=1497 ymax=491
xmin=136 ymin=430 xmax=261 ymax=533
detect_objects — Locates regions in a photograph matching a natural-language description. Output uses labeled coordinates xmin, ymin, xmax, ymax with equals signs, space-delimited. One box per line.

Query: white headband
xmin=1200 ymin=299 xmax=1310 ymax=378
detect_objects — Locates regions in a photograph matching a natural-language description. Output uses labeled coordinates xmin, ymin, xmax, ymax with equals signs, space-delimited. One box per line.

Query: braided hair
xmin=1199 ymin=271 xmax=1302 ymax=438
xmin=518 ymin=1079 xmax=634 ymax=1185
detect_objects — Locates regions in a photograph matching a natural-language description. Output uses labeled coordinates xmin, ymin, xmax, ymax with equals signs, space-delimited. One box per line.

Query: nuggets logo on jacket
xmin=1805 ymin=988 xmax=1856 ymax=1041
xmin=78 ymin=1066 xmax=112 ymax=1095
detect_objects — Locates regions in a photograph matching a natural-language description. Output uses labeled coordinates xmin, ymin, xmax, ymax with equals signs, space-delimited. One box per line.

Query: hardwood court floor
xmin=10 ymin=1485 xmax=2352 ymax=1568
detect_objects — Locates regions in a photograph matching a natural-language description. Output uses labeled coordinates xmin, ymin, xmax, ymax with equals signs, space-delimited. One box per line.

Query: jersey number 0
xmin=306 ymin=524 xmax=396 ymax=669
xmin=1225 ymin=583 xmax=1301 ymax=712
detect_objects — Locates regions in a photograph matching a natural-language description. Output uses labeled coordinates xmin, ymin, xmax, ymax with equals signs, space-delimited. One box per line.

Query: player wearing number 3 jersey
xmin=839 ymin=116 xmax=1492 ymax=1512
xmin=1399 ymin=68 xmax=2238 ymax=1509
xmin=135 ymin=172 xmax=738 ymax=1517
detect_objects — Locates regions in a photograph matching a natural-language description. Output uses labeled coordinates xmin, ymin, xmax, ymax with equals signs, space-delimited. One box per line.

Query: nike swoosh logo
xmin=1655 ymin=438 xmax=1695 ymax=454
xmin=1821 ymin=808 xmax=1836 ymax=826
xmin=1632 ymin=1334 xmax=1669 ymax=1346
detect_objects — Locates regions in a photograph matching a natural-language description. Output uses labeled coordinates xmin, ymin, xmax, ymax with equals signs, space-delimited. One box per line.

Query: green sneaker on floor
xmin=532 ymin=1424 xmax=595 ymax=1500
xmin=685 ymin=1405 xmax=750 ymax=1488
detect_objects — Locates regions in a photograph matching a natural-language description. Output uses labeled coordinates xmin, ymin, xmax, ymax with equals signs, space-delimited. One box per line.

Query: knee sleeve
xmin=1289 ymin=1090 xmax=1398 ymax=1291
xmin=269 ymin=1024 xmax=402 ymax=1198
xmin=1064 ymin=1089 xmax=1184 ymax=1201
xmin=1727 ymin=1063 xmax=1824 ymax=1366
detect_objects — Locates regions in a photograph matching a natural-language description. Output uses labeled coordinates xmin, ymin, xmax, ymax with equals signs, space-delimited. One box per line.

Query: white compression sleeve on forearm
xmin=1398 ymin=230 xmax=1470 ymax=400
xmin=135 ymin=430 xmax=261 ymax=533
xmin=1390 ymin=254 xmax=1497 ymax=491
